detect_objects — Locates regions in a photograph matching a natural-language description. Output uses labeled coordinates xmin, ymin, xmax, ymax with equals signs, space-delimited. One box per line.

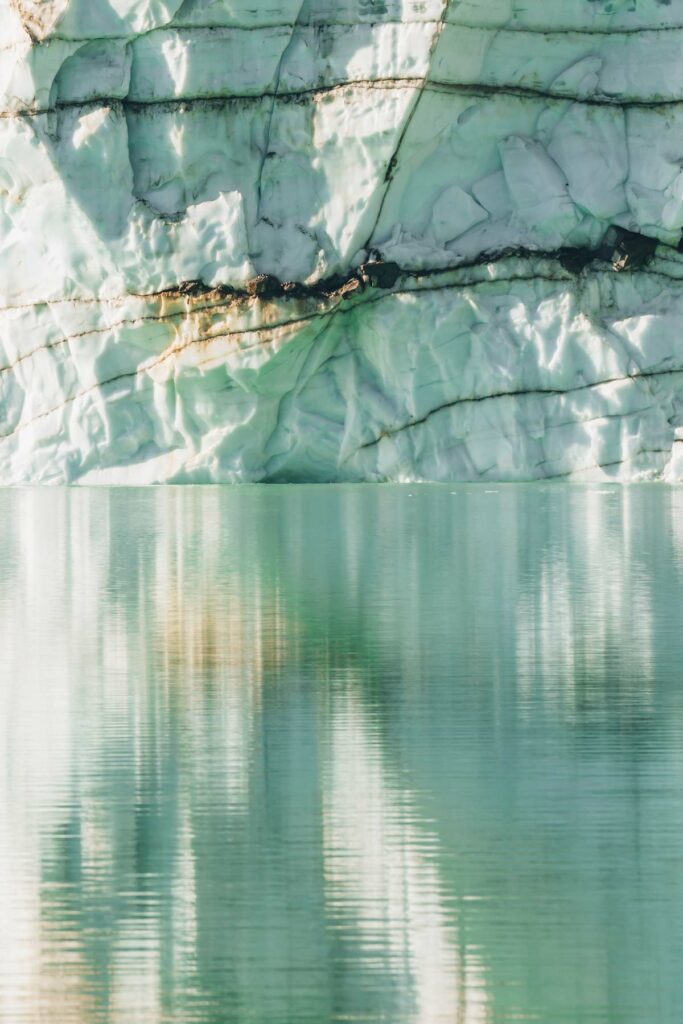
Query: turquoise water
xmin=1 ymin=484 xmax=683 ymax=1024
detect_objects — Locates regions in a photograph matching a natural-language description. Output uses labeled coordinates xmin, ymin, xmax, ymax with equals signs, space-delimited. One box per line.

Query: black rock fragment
xmin=247 ymin=274 xmax=280 ymax=298
xmin=584 ymin=227 xmax=659 ymax=272
xmin=610 ymin=229 xmax=658 ymax=271
xmin=558 ymin=248 xmax=595 ymax=274
xmin=360 ymin=260 xmax=401 ymax=289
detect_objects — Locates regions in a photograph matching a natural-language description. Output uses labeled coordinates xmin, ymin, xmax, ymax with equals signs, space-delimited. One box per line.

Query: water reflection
xmin=1 ymin=485 xmax=683 ymax=1023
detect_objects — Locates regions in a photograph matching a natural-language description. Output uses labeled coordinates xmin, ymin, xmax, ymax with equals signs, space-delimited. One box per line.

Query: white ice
xmin=2 ymin=0 xmax=683 ymax=482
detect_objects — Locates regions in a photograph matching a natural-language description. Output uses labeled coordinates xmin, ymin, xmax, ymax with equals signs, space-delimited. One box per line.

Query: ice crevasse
xmin=3 ymin=0 xmax=683 ymax=482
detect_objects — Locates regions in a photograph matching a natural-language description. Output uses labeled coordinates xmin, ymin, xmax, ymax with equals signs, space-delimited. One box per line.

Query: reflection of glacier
xmin=2 ymin=485 xmax=683 ymax=1022
xmin=0 ymin=488 xmax=488 ymax=1023
xmin=324 ymin=692 xmax=488 ymax=1024
xmin=516 ymin=488 xmax=656 ymax=720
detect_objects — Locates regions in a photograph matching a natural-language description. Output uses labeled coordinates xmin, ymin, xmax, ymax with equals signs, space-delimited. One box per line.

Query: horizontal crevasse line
xmin=3 ymin=243 xmax=683 ymax=317
xmin=5 ymin=339 xmax=683 ymax=452
xmin=0 ymin=304 xmax=331 ymax=378
xmin=12 ymin=22 xmax=683 ymax=110
xmin=357 ymin=369 xmax=683 ymax=452
xmin=3 ymin=251 xmax=683 ymax=415
xmin=23 ymin=16 xmax=683 ymax=43
xmin=21 ymin=18 xmax=438 ymax=43
xmin=425 ymin=79 xmax=683 ymax=108
xmin=554 ymin=445 xmax=681 ymax=474
xmin=0 ymin=319 xmax=332 ymax=441
xmin=16 ymin=15 xmax=445 ymax=46
xmin=5 ymin=78 xmax=683 ymax=120
xmin=0 ymin=78 xmax=424 ymax=119
xmin=444 ymin=19 xmax=683 ymax=35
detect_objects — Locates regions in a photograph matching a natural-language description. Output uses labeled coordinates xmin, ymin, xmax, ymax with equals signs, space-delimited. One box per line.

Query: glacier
xmin=3 ymin=0 xmax=683 ymax=481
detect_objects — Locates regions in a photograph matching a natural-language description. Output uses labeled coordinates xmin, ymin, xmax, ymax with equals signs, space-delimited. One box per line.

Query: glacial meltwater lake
xmin=1 ymin=484 xmax=683 ymax=1024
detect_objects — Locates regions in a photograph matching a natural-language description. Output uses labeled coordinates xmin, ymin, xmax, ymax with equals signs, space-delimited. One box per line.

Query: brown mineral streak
xmin=10 ymin=0 xmax=67 ymax=40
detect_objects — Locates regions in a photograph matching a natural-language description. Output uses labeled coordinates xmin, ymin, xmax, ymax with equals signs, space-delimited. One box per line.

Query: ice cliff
xmin=4 ymin=0 xmax=683 ymax=482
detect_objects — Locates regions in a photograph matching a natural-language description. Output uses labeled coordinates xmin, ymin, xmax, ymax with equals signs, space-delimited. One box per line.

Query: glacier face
xmin=3 ymin=0 xmax=683 ymax=482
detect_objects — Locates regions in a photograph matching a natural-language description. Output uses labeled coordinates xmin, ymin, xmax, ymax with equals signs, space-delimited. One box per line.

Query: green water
xmin=1 ymin=484 xmax=683 ymax=1024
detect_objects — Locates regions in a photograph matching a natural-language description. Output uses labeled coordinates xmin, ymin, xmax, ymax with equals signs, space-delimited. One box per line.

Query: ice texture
xmin=3 ymin=0 xmax=683 ymax=482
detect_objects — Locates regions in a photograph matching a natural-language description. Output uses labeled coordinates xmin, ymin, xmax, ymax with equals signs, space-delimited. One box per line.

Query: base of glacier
xmin=4 ymin=251 xmax=683 ymax=484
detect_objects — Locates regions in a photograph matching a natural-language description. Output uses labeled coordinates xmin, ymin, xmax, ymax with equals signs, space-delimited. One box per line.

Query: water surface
xmin=1 ymin=484 xmax=683 ymax=1023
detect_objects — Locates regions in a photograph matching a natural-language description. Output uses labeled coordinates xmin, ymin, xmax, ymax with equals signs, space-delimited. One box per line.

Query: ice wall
xmin=3 ymin=0 xmax=683 ymax=482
